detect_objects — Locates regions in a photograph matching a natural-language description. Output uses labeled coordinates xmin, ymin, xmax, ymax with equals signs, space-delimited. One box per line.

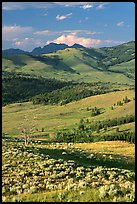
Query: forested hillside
xmin=2 ymin=71 xmax=70 ymax=105
xmin=2 ymin=41 xmax=135 ymax=106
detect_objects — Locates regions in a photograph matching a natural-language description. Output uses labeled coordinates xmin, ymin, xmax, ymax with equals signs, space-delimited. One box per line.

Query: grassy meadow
xmin=2 ymin=87 xmax=135 ymax=202
xmin=2 ymin=89 xmax=135 ymax=137
xmin=108 ymin=59 xmax=135 ymax=79
xmin=2 ymin=84 xmax=135 ymax=202
xmin=2 ymin=47 xmax=135 ymax=84
xmin=2 ymin=13 xmax=135 ymax=203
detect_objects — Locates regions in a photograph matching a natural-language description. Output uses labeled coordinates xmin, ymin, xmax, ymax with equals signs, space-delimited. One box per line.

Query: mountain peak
xmin=31 ymin=42 xmax=85 ymax=54
xmin=2 ymin=48 xmax=29 ymax=57
xmin=31 ymin=43 xmax=68 ymax=54
xmin=70 ymin=43 xmax=84 ymax=48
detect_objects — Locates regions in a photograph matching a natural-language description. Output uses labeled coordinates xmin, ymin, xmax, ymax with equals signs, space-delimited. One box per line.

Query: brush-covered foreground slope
xmin=2 ymin=41 xmax=135 ymax=84
xmin=2 ymin=139 xmax=135 ymax=202
xmin=2 ymin=89 xmax=135 ymax=137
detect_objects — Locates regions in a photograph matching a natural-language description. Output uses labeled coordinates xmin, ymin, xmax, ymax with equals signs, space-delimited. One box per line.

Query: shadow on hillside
xmin=4 ymin=55 xmax=27 ymax=67
xmin=26 ymin=144 xmax=135 ymax=171
xmin=30 ymin=55 xmax=78 ymax=74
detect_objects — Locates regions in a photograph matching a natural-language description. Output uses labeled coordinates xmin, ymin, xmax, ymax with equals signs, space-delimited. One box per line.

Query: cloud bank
xmin=47 ymin=34 xmax=102 ymax=47
xmin=2 ymin=2 xmax=109 ymax=10
xmin=47 ymin=34 xmax=125 ymax=48
xmin=2 ymin=25 xmax=33 ymax=41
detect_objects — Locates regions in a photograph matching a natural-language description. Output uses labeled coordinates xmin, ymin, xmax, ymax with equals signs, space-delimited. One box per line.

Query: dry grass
xmin=2 ymin=90 xmax=135 ymax=136
xmin=74 ymin=141 xmax=135 ymax=158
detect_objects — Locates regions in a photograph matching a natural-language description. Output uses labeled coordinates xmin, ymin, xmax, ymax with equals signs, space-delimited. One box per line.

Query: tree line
xmin=2 ymin=71 xmax=71 ymax=105
xmin=55 ymin=114 xmax=135 ymax=143
xmin=30 ymin=83 xmax=118 ymax=105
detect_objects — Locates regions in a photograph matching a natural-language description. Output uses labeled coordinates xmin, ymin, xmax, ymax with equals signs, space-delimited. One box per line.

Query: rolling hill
xmin=2 ymin=42 xmax=135 ymax=203
xmin=2 ymin=89 xmax=135 ymax=137
xmin=108 ymin=59 xmax=135 ymax=79
xmin=2 ymin=41 xmax=135 ymax=83
xmin=2 ymin=41 xmax=135 ymax=105
xmin=2 ymin=48 xmax=29 ymax=57
xmin=100 ymin=41 xmax=135 ymax=67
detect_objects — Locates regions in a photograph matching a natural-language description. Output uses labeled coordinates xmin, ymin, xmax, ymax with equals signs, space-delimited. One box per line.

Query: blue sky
xmin=2 ymin=2 xmax=135 ymax=51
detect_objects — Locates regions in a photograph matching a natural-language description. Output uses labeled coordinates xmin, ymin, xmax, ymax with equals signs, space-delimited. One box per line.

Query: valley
xmin=2 ymin=41 xmax=135 ymax=202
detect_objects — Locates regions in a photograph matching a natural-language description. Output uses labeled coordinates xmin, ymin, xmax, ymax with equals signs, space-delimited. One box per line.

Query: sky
xmin=2 ymin=2 xmax=135 ymax=51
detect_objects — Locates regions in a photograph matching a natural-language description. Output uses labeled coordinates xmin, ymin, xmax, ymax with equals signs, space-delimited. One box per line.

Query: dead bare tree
xmin=20 ymin=114 xmax=36 ymax=146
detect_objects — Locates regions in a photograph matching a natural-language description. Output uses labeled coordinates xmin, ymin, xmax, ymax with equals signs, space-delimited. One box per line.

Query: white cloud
xmin=80 ymin=4 xmax=93 ymax=9
xmin=103 ymin=39 xmax=126 ymax=45
xmin=47 ymin=34 xmax=102 ymax=48
xmin=12 ymin=38 xmax=44 ymax=50
xmin=2 ymin=2 xmax=110 ymax=12
xmin=63 ymin=30 xmax=103 ymax=36
xmin=96 ymin=3 xmax=109 ymax=10
xmin=86 ymin=31 xmax=103 ymax=35
xmin=2 ymin=2 xmax=53 ymax=10
xmin=63 ymin=30 xmax=84 ymax=35
xmin=28 ymin=28 xmax=103 ymax=37
xmin=9 ymin=36 xmax=126 ymax=50
xmin=2 ymin=2 xmax=95 ymax=10
xmin=96 ymin=4 xmax=104 ymax=9
xmin=117 ymin=21 xmax=124 ymax=27
xmin=46 ymin=34 xmax=125 ymax=48
xmin=56 ymin=13 xmax=72 ymax=20
xmin=56 ymin=2 xmax=93 ymax=7
xmin=33 ymin=30 xmax=52 ymax=35
xmin=2 ymin=25 xmax=33 ymax=41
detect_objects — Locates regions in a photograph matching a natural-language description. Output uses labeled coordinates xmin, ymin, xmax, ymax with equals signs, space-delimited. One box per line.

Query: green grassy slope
xmin=108 ymin=59 xmax=135 ymax=79
xmin=46 ymin=48 xmax=101 ymax=71
xmin=2 ymin=41 xmax=135 ymax=203
xmin=2 ymin=90 xmax=135 ymax=137
xmin=100 ymin=41 xmax=135 ymax=67
xmin=2 ymin=41 xmax=135 ymax=85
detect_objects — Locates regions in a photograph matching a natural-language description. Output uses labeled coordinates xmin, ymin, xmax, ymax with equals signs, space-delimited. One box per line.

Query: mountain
xmin=31 ymin=43 xmax=68 ymax=55
xmin=31 ymin=43 xmax=84 ymax=55
xmin=2 ymin=48 xmax=29 ymax=57
xmin=70 ymin=43 xmax=84 ymax=49
xmin=2 ymin=41 xmax=135 ymax=106
xmin=2 ymin=43 xmax=85 ymax=56
xmin=2 ymin=41 xmax=135 ymax=84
